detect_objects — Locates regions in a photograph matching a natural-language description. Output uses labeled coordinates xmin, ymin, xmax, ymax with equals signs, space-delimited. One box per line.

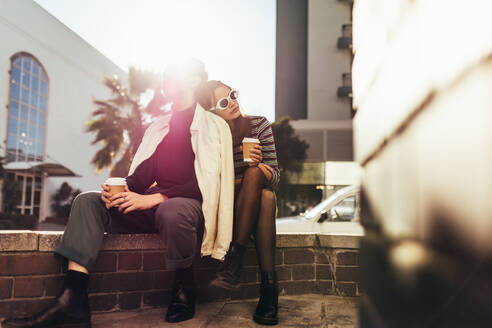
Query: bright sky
xmin=33 ymin=0 xmax=277 ymax=121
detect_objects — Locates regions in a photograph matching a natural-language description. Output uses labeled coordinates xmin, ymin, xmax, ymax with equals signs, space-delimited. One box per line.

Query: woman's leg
xmin=254 ymin=189 xmax=277 ymax=273
xmin=253 ymin=189 xmax=279 ymax=325
xmin=209 ymin=167 xmax=267 ymax=290
xmin=234 ymin=166 xmax=267 ymax=245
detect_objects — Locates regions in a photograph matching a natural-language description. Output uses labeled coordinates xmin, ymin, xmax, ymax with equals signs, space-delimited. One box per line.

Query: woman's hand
xmin=110 ymin=186 xmax=167 ymax=214
xmin=258 ymin=163 xmax=273 ymax=181
xmin=246 ymin=144 xmax=263 ymax=166
xmin=101 ymin=184 xmax=113 ymax=209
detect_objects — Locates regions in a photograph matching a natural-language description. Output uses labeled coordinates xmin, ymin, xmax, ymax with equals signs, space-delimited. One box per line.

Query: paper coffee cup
xmin=104 ymin=177 xmax=126 ymax=207
xmin=242 ymin=138 xmax=260 ymax=162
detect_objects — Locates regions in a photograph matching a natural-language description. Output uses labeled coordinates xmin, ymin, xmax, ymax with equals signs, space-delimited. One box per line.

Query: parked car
xmin=276 ymin=185 xmax=363 ymax=234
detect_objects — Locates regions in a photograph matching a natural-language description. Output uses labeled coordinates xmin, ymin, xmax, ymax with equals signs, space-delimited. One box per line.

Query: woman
xmin=197 ymin=81 xmax=280 ymax=325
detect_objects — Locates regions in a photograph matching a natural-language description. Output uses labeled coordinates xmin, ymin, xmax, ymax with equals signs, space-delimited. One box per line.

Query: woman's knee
xmin=243 ymin=166 xmax=264 ymax=184
xmin=261 ymin=189 xmax=275 ymax=204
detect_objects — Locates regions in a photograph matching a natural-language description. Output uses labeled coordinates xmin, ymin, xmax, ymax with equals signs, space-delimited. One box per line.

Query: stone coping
xmin=0 ymin=231 xmax=361 ymax=252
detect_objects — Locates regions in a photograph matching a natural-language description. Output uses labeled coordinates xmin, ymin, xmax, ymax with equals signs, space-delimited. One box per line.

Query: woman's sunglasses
xmin=215 ymin=89 xmax=239 ymax=111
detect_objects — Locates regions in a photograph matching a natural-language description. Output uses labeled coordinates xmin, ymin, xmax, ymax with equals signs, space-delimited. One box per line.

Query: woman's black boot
xmin=209 ymin=242 xmax=246 ymax=290
xmin=253 ymin=271 xmax=279 ymax=325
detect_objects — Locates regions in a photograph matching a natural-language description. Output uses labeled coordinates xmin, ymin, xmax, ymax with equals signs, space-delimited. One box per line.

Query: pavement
xmin=91 ymin=294 xmax=358 ymax=328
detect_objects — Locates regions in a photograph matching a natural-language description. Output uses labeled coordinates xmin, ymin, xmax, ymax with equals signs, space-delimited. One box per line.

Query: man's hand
xmin=101 ymin=184 xmax=113 ymax=209
xmin=242 ymin=144 xmax=262 ymax=166
xmin=110 ymin=186 xmax=167 ymax=214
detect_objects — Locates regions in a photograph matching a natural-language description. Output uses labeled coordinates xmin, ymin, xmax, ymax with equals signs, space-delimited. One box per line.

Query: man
xmin=2 ymin=58 xmax=234 ymax=327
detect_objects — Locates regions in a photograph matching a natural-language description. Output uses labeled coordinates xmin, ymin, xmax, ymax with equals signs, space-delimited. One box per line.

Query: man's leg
xmin=54 ymin=191 xmax=112 ymax=271
xmin=57 ymin=191 xmax=156 ymax=271
xmin=2 ymin=191 xmax=109 ymax=328
xmin=153 ymin=197 xmax=203 ymax=323
xmin=2 ymin=191 xmax=156 ymax=328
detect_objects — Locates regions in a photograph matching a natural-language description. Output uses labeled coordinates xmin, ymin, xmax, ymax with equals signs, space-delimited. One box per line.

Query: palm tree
xmin=0 ymin=156 xmax=22 ymax=214
xmin=271 ymin=116 xmax=309 ymax=175
xmin=86 ymin=67 xmax=167 ymax=177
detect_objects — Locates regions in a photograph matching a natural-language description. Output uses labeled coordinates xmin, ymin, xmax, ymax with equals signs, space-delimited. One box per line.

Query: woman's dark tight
xmin=234 ymin=167 xmax=277 ymax=273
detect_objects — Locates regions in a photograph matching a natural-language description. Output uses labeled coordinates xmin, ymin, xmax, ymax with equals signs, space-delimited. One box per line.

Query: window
xmin=7 ymin=54 xmax=48 ymax=163
xmin=341 ymin=24 xmax=352 ymax=38
xmin=12 ymin=173 xmax=43 ymax=218
xmin=328 ymin=195 xmax=356 ymax=222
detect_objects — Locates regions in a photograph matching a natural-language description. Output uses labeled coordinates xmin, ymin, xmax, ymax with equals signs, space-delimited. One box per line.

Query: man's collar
xmin=190 ymin=103 xmax=207 ymax=132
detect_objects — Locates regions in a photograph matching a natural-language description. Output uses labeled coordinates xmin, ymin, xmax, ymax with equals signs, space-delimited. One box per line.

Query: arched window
xmin=7 ymin=53 xmax=48 ymax=163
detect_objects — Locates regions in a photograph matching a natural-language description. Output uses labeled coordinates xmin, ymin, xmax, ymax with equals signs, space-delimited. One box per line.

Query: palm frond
xmin=88 ymin=68 xmax=156 ymax=172
xmin=110 ymin=148 xmax=132 ymax=177
xmin=128 ymin=66 xmax=161 ymax=96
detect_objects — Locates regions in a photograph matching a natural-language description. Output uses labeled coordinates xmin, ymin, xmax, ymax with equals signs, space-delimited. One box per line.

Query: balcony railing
xmin=337 ymin=24 xmax=353 ymax=49
xmin=337 ymin=73 xmax=352 ymax=98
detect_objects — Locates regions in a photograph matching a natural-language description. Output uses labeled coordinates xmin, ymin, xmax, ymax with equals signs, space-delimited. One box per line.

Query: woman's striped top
xmin=233 ymin=116 xmax=280 ymax=187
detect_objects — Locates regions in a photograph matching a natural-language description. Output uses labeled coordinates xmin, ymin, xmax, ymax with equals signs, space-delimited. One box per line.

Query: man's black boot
xmin=209 ymin=241 xmax=246 ymax=290
xmin=2 ymin=270 xmax=91 ymax=328
xmin=253 ymin=271 xmax=279 ymax=325
xmin=165 ymin=267 xmax=196 ymax=323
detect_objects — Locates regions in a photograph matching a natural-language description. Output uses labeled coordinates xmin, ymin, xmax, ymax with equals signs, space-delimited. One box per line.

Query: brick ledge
xmin=0 ymin=231 xmax=361 ymax=252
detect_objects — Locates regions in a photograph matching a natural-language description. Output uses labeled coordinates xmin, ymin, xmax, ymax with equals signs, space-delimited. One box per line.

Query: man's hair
xmin=162 ymin=57 xmax=208 ymax=86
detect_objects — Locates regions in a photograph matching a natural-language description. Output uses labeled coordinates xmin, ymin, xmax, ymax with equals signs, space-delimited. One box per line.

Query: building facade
xmin=0 ymin=0 xmax=126 ymax=221
xmin=275 ymin=0 xmax=354 ymax=215
xmin=276 ymin=0 xmax=353 ymax=162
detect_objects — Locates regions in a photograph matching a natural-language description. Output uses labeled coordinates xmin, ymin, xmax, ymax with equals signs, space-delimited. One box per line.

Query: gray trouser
xmin=54 ymin=191 xmax=203 ymax=272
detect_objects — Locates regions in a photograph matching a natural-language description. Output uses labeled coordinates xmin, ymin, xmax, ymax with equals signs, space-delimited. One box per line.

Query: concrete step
xmin=92 ymin=294 xmax=358 ymax=328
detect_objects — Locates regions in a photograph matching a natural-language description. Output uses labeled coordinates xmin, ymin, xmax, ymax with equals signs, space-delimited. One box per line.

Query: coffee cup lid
xmin=105 ymin=177 xmax=127 ymax=186
xmin=242 ymin=137 xmax=260 ymax=143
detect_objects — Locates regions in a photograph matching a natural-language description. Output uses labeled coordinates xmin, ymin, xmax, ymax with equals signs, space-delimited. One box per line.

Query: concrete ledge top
xmin=0 ymin=230 xmax=361 ymax=252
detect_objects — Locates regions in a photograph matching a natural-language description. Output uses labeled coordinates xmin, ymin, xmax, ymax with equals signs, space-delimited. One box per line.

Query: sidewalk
xmin=92 ymin=294 xmax=358 ymax=328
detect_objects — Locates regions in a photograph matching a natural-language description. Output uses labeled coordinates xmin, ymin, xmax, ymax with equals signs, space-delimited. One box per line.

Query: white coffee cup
xmin=104 ymin=177 xmax=126 ymax=207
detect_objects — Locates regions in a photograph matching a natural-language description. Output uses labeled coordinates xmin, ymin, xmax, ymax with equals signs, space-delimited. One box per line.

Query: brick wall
xmin=0 ymin=231 xmax=360 ymax=317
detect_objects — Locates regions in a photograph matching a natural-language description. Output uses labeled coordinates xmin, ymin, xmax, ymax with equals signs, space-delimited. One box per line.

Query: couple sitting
xmin=2 ymin=58 xmax=280 ymax=327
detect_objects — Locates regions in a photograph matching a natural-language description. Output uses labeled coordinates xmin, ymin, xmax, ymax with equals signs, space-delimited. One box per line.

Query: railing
xmin=337 ymin=24 xmax=352 ymax=49
xmin=337 ymin=73 xmax=352 ymax=98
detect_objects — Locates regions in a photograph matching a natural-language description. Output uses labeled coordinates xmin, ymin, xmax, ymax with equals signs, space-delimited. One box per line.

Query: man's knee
xmin=69 ymin=192 xmax=105 ymax=222
xmin=73 ymin=191 xmax=102 ymax=207
xmin=155 ymin=199 xmax=193 ymax=230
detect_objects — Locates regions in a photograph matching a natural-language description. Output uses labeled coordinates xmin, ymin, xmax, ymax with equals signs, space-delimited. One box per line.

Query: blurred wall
xmin=353 ymin=0 xmax=492 ymax=251
xmin=353 ymin=0 xmax=492 ymax=326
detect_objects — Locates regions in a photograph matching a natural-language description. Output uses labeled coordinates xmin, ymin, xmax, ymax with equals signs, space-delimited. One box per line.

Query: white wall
xmin=0 ymin=0 xmax=127 ymax=220
xmin=307 ymin=0 xmax=352 ymax=121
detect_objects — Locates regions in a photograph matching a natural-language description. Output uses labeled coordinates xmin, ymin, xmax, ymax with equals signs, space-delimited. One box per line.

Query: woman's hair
xmin=196 ymin=80 xmax=225 ymax=111
xmin=196 ymin=80 xmax=251 ymax=146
